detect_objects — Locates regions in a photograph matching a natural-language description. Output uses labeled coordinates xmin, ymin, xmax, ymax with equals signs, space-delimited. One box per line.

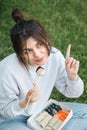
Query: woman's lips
xmin=35 ymin=57 xmax=44 ymax=63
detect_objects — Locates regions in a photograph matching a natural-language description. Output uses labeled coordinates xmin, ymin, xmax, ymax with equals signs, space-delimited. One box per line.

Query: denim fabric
xmin=0 ymin=115 xmax=30 ymax=130
xmin=62 ymin=102 xmax=87 ymax=130
xmin=0 ymin=102 xmax=87 ymax=130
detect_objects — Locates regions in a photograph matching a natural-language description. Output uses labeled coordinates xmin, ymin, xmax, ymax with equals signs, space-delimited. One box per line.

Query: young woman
xmin=0 ymin=8 xmax=87 ymax=130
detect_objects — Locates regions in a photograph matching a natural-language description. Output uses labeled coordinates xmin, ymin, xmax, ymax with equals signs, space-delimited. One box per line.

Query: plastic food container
xmin=27 ymin=99 xmax=73 ymax=130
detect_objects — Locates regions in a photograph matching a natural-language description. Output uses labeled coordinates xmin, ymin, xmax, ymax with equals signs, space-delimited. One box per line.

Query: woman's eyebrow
xmin=22 ymin=41 xmax=40 ymax=51
xmin=22 ymin=48 xmax=32 ymax=51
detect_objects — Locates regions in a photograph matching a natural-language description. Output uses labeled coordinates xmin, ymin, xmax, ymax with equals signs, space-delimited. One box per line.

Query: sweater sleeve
xmin=55 ymin=51 xmax=84 ymax=98
xmin=0 ymin=72 xmax=26 ymax=118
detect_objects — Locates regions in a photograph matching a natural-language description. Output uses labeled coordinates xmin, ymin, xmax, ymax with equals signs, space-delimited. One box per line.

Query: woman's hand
xmin=19 ymin=83 xmax=40 ymax=108
xmin=26 ymin=82 xmax=40 ymax=103
xmin=65 ymin=44 xmax=79 ymax=80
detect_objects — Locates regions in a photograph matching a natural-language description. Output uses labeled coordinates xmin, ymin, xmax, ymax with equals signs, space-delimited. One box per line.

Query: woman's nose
xmin=33 ymin=49 xmax=40 ymax=58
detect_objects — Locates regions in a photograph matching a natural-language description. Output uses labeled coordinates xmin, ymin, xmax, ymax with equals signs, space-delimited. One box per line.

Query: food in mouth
xmin=36 ymin=66 xmax=45 ymax=76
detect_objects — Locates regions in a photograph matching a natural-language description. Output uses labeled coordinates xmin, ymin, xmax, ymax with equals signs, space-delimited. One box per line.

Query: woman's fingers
xmin=66 ymin=44 xmax=71 ymax=58
xmin=27 ymin=83 xmax=40 ymax=103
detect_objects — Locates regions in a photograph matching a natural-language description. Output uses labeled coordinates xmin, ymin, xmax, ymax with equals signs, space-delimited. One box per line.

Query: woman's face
xmin=22 ymin=37 xmax=49 ymax=66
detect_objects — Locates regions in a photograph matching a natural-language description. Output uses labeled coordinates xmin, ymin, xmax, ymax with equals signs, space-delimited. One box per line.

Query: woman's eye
xmin=23 ymin=50 xmax=27 ymax=54
xmin=37 ymin=42 xmax=42 ymax=47
xmin=23 ymin=49 xmax=32 ymax=54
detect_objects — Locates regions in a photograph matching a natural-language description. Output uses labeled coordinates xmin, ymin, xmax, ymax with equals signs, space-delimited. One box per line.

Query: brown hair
xmin=10 ymin=8 xmax=52 ymax=64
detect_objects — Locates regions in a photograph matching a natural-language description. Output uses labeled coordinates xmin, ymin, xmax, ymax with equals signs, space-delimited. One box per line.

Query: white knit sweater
xmin=0 ymin=47 xmax=84 ymax=118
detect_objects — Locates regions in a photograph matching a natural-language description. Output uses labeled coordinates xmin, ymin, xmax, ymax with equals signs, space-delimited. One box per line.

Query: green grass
xmin=0 ymin=0 xmax=87 ymax=103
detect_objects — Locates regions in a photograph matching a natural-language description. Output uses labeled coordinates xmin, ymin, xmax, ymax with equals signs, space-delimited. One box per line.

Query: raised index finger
xmin=66 ymin=44 xmax=71 ymax=58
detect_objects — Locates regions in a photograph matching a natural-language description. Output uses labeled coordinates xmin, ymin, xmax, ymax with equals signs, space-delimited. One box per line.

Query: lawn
xmin=0 ymin=0 xmax=87 ymax=103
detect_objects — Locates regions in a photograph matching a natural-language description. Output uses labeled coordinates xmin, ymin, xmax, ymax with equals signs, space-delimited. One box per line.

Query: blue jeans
xmin=0 ymin=115 xmax=30 ymax=130
xmin=0 ymin=102 xmax=87 ymax=130
xmin=62 ymin=102 xmax=87 ymax=130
